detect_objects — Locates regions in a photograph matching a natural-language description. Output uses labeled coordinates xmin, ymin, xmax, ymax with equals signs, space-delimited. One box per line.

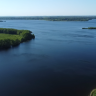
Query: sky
xmin=0 ymin=0 xmax=96 ymax=16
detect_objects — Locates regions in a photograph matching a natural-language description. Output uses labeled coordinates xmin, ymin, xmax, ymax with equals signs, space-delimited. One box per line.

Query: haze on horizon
xmin=0 ymin=0 xmax=96 ymax=16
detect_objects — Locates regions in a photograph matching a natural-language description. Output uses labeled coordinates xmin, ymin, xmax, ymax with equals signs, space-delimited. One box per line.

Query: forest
xmin=0 ymin=28 xmax=35 ymax=49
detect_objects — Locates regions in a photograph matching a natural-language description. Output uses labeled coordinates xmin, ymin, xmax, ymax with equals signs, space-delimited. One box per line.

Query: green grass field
xmin=0 ymin=33 xmax=22 ymax=40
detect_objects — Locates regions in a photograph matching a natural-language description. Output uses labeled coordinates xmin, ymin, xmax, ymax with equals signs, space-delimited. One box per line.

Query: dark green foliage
xmin=0 ymin=28 xmax=35 ymax=49
xmin=0 ymin=28 xmax=18 ymax=34
xmin=0 ymin=39 xmax=11 ymax=49
xmin=20 ymin=31 xmax=35 ymax=41
xmin=10 ymin=39 xmax=21 ymax=46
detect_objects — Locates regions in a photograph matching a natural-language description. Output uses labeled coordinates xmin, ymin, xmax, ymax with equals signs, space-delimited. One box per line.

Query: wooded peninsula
xmin=0 ymin=28 xmax=35 ymax=49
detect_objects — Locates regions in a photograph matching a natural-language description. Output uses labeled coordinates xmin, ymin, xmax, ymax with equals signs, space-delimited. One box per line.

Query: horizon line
xmin=0 ymin=15 xmax=96 ymax=17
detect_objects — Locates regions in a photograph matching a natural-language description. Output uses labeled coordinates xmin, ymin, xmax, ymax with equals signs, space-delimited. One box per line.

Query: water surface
xmin=0 ymin=20 xmax=96 ymax=96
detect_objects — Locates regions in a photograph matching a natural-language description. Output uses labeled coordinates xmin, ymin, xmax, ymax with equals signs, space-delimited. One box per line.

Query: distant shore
xmin=0 ymin=16 xmax=96 ymax=21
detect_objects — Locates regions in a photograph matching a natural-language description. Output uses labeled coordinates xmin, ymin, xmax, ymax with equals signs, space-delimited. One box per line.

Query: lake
xmin=0 ymin=20 xmax=96 ymax=96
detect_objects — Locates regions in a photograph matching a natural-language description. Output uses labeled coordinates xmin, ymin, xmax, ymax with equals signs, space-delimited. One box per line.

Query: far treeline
xmin=0 ymin=16 xmax=96 ymax=21
xmin=0 ymin=28 xmax=35 ymax=49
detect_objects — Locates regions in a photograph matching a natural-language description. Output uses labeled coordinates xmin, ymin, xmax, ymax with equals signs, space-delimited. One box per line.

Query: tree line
xmin=0 ymin=16 xmax=96 ymax=21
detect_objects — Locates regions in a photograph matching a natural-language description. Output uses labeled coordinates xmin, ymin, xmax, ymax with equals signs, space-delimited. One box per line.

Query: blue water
xmin=0 ymin=20 xmax=96 ymax=96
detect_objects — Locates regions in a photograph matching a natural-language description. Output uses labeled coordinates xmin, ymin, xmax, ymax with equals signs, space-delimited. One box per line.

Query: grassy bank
xmin=0 ymin=28 xmax=35 ymax=49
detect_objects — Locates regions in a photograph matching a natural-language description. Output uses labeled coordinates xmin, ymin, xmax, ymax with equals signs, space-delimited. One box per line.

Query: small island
xmin=0 ymin=21 xmax=3 ymax=22
xmin=0 ymin=28 xmax=35 ymax=49
xmin=82 ymin=27 xmax=96 ymax=29
xmin=0 ymin=20 xmax=6 ymax=22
